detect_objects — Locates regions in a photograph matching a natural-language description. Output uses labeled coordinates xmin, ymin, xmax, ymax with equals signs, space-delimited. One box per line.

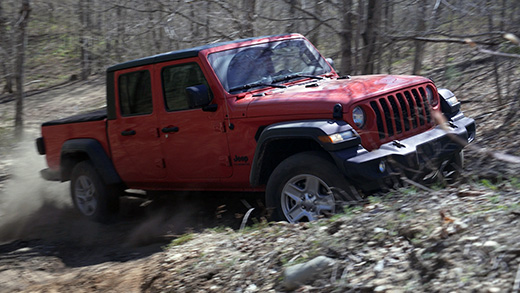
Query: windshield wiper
xmin=229 ymin=82 xmax=287 ymax=93
xmin=272 ymin=73 xmax=323 ymax=83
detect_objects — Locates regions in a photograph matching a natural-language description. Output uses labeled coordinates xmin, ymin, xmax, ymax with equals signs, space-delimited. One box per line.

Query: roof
xmin=106 ymin=34 xmax=301 ymax=72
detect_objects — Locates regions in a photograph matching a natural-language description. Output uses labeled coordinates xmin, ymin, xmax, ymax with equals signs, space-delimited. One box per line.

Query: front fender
xmin=249 ymin=119 xmax=360 ymax=187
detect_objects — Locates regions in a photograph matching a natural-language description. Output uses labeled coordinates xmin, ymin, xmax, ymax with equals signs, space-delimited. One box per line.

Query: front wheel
xmin=265 ymin=152 xmax=362 ymax=223
xmin=70 ymin=161 xmax=120 ymax=223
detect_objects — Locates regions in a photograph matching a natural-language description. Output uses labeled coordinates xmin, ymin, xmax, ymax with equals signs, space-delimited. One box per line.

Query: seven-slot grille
xmin=369 ymin=86 xmax=433 ymax=140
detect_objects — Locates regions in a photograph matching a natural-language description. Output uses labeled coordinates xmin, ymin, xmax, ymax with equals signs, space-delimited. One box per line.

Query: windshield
xmin=207 ymin=38 xmax=332 ymax=93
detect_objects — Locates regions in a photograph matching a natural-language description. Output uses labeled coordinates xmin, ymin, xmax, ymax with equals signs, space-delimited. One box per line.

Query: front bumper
xmin=339 ymin=116 xmax=476 ymax=190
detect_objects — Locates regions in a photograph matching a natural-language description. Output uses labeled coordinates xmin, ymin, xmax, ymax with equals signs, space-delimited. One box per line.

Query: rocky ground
xmin=0 ymin=76 xmax=519 ymax=292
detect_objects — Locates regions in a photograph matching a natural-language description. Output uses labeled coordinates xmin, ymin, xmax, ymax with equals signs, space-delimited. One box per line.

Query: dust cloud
xmin=0 ymin=139 xmax=71 ymax=244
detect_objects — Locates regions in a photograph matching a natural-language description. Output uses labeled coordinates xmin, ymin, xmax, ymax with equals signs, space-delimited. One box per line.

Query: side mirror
xmin=326 ymin=58 xmax=336 ymax=71
xmin=186 ymin=84 xmax=212 ymax=109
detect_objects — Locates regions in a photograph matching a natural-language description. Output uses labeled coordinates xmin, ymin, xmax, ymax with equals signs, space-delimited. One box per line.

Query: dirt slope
xmin=0 ymin=77 xmax=519 ymax=292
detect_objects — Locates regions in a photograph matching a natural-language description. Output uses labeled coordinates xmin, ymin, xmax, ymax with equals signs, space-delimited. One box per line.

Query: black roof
xmin=106 ymin=34 xmax=298 ymax=72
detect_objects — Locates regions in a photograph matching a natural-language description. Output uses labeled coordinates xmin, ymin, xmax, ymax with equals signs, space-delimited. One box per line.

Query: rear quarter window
xmin=118 ymin=70 xmax=153 ymax=116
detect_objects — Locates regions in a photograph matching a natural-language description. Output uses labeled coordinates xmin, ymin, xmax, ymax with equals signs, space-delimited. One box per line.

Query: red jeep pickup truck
xmin=36 ymin=33 xmax=476 ymax=223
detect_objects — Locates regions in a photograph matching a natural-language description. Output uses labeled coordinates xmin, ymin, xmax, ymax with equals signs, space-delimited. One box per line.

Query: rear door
xmin=107 ymin=65 xmax=166 ymax=185
xmin=155 ymin=59 xmax=232 ymax=184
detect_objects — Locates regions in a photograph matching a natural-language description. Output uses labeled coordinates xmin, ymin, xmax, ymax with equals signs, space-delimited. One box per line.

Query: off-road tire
xmin=70 ymin=161 xmax=120 ymax=223
xmin=265 ymin=151 xmax=362 ymax=223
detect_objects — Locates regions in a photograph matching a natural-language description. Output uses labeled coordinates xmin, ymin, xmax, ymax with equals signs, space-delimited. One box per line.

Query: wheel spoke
xmin=283 ymin=183 xmax=304 ymax=203
xmin=288 ymin=206 xmax=307 ymax=222
xmin=304 ymin=175 xmax=321 ymax=194
xmin=84 ymin=200 xmax=96 ymax=214
xmin=79 ymin=176 xmax=90 ymax=190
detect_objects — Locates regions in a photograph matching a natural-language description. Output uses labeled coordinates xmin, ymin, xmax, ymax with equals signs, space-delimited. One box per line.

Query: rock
xmin=282 ymin=256 xmax=335 ymax=290
xmin=244 ymin=284 xmax=258 ymax=293
xmin=483 ymin=241 xmax=500 ymax=252
xmin=374 ymin=259 xmax=385 ymax=274
xmin=398 ymin=223 xmax=426 ymax=239
xmin=374 ymin=227 xmax=388 ymax=234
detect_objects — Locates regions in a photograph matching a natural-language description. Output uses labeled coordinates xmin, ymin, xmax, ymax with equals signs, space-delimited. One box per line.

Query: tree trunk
xmin=385 ymin=1 xmax=394 ymax=74
xmin=0 ymin=1 xmax=13 ymax=94
xmin=487 ymin=0 xmax=503 ymax=105
xmin=288 ymin=0 xmax=299 ymax=33
xmin=79 ymin=0 xmax=91 ymax=80
xmin=412 ymin=0 xmax=427 ymax=75
xmin=361 ymin=0 xmax=382 ymax=74
xmin=340 ymin=0 xmax=353 ymax=75
xmin=14 ymin=0 xmax=31 ymax=139
xmin=115 ymin=4 xmax=124 ymax=62
xmin=240 ymin=0 xmax=255 ymax=38
xmin=307 ymin=0 xmax=322 ymax=47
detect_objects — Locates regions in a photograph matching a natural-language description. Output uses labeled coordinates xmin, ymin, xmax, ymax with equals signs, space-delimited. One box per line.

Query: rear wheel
xmin=266 ymin=151 xmax=362 ymax=223
xmin=70 ymin=161 xmax=120 ymax=223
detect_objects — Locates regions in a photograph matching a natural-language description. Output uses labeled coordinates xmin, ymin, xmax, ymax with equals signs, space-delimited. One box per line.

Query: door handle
xmin=162 ymin=126 xmax=179 ymax=133
xmin=121 ymin=130 xmax=136 ymax=136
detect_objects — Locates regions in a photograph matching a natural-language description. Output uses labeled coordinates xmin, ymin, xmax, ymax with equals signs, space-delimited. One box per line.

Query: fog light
xmin=379 ymin=161 xmax=386 ymax=173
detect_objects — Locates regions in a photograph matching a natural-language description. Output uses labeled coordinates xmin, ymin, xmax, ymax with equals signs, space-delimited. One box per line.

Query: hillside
xmin=0 ymin=68 xmax=519 ymax=291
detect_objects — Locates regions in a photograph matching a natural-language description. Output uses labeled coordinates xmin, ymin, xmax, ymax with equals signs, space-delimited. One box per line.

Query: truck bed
xmin=41 ymin=108 xmax=110 ymax=172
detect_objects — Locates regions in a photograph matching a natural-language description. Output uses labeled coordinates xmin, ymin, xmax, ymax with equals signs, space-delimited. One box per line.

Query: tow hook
xmin=392 ymin=140 xmax=406 ymax=148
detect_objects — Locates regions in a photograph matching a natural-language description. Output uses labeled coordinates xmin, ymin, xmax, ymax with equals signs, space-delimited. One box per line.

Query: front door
xmin=155 ymin=60 xmax=232 ymax=183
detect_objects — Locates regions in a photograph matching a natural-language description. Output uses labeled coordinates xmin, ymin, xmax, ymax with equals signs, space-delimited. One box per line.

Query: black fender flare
xmin=60 ymin=138 xmax=122 ymax=185
xmin=438 ymin=88 xmax=462 ymax=120
xmin=249 ymin=119 xmax=360 ymax=187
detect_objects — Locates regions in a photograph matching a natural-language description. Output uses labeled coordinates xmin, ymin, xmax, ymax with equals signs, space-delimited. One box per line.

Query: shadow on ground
xmin=0 ymin=191 xmax=266 ymax=268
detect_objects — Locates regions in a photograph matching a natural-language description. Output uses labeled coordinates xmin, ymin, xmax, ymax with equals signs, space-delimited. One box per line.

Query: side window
xmin=162 ymin=63 xmax=212 ymax=111
xmin=119 ymin=70 xmax=153 ymax=116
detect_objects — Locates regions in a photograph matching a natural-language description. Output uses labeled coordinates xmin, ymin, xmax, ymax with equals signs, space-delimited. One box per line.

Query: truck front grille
xmin=369 ymin=86 xmax=433 ymax=140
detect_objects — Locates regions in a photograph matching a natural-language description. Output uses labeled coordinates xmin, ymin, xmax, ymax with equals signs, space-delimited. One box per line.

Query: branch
xmin=465 ymin=33 xmax=520 ymax=59
xmin=475 ymin=48 xmax=520 ymax=59
xmin=391 ymin=35 xmax=498 ymax=46
xmin=279 ymin=0 xmax=341 ymax=36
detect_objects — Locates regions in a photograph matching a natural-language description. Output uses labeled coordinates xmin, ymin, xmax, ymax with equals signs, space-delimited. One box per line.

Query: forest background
xmin=0 ymin=0 xmax=520 ymax=139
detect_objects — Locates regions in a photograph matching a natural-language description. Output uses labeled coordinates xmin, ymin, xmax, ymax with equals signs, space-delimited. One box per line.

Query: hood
xmin=244 ymin=75 xmax=432 ymax=118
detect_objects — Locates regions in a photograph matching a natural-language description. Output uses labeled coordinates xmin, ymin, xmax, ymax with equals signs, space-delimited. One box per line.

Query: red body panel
xmin=42 ymin=120 xmax=109 ymax=171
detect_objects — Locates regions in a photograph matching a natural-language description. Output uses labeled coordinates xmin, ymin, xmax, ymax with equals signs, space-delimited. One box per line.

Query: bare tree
xmin=361 ymin=0 xmax=382 ymax=74
xmin=79 ymin=0 xmax=91 ymax=80
xmin=0 ymin=1 xmax=13 ymax=94
xmin=412 ymin=0 xmax=428 ymax=75
xmin=14 ymin=0 xmax=30 ymax=139
xmin=339 ymin=0 xmax=353 ymax=75
xmin=240 ymin=0 xmax=256 ymax=38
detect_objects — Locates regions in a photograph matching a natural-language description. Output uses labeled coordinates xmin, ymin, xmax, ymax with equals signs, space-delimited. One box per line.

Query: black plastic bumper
xmin=338 ymin=116 xmax=476 ymax=191
xmin=40 ymin=168 xmax=61 ymax=181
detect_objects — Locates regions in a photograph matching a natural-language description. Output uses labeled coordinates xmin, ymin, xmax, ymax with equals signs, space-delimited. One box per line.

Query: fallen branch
xmin=239 ymin=208 xmax=255 ymax=232
xmin=513 ymin=263 xmax=520 ymax=293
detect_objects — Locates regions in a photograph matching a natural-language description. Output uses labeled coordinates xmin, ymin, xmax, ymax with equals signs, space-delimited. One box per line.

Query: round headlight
xmin=425 ymin=87 xmax=437 ymax=106
xmin=352 ymin=106 xmax=365 ymax=128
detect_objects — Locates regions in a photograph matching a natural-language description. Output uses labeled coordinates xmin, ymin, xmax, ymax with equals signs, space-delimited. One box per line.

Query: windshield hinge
xmin=333 ymin=103 xmax=343 ymax=119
